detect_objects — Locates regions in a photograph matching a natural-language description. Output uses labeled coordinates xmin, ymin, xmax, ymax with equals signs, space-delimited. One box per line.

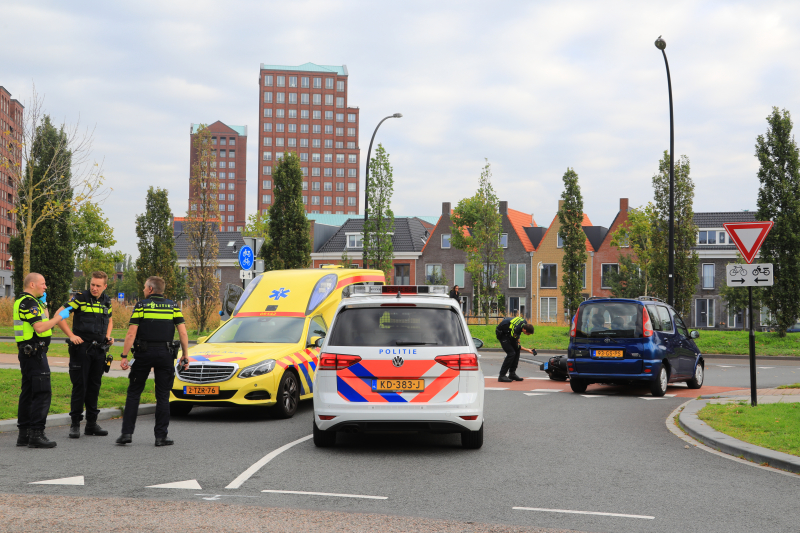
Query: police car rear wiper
xmin=395 ymin=341 xmax=438 ymax=346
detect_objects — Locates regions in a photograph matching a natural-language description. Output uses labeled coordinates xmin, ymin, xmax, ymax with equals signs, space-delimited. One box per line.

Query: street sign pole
xmin=748 ymin=285 xmax=757 ymax=407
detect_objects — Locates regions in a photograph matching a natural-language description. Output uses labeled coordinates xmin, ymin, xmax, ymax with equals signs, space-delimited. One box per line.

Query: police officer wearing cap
xmin=56 ymin=271 xmax=114 ymax=439
xmin=14 ymin=272 xmax=71 ymax=448
xmin=496 ymin=316 xmax=535 ymax=383
xmin=116 ymin=276 xmax=189 ymax=446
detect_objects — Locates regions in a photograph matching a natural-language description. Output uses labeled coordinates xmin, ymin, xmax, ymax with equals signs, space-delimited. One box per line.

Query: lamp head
xmin=654 ymin=36 xmax=666 ymax=50
xmin=392 ymin=113 xmax=403 ymax=118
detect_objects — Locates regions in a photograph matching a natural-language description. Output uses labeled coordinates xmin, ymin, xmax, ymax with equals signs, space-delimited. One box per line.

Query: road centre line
xmin=225 ymin=435 xmax=312 ymax=489
xmin=262 ymin=489 xmax=387 ymax=500
xmin=513 ymin=506 xmax=654 ymax=520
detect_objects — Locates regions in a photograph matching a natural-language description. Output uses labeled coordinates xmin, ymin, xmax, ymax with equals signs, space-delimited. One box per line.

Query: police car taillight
xmin=435 ymin=354 xmax=479 ymax=371
xmin=642 ymin=307 xmax=654 ymax=338
xmin=318 ymin=353 xmax=362 ymax=370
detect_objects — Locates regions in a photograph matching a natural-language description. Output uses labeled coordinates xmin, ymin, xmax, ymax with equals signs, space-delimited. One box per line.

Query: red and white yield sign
xmin=723 ymin=221 xmax=773 ymax=264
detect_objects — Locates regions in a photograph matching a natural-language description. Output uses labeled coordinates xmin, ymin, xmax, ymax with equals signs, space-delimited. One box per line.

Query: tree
xmin=609 ymin=203 xmax=658 ymax=297
xmin=260 ymin=152 xmax=311 ymax=270
xmin=115 ymin=254 xmax=139 ymax=302
xmin=363 ymin=144 xmax=395 ymax=277
xmin=9 ymin=115 xmax=75 ymax=315
xmin=755 ymin=107 xmax=800 ymax=336
xmin=135 ymin=187 xmax=178 ymax=298
xmin=340 ymin=249 xmax=355 ymax=269
xmin=451 ymin=160 xmax=505 ymax=324
xmin=0 ymin=86 xmax=107 ymax=279
xmin=243 ymin=211 xmax=269 ymax=257
xmin=558 ymin=168 xmax=587 ymax=319
xmin=72 ymin=202 xmax=121 ymax=290
xmin=650 ymin=152 xmax=699 ymax=317
xmin=184 ymin=125 xmax=220 ymax=334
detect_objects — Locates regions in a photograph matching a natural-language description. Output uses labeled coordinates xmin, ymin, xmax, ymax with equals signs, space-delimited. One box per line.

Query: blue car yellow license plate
xmin=594 ymin=350 xmax=623 ymax=358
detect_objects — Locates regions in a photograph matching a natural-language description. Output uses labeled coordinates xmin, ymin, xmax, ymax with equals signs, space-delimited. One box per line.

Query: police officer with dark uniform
xmin=56 ymin=271 xmax=114 ymax=439
xmin=496 ymin=316 xmax=535 ymax=383
xmin=14 ymin=272 xmax=71 ymax=448
xmin=116 ymin=276 xmax=189 ymax=446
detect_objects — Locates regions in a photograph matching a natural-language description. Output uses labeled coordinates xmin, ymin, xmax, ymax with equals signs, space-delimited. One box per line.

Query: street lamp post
xmin=363 ymin=113 xmax=402 ymax=269
xmin=655 ymin=35 xmax=675 ymax=307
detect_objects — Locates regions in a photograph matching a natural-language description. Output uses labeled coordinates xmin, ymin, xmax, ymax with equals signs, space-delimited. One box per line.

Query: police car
xmin=312 ymin=285 xmax=485 ymax=449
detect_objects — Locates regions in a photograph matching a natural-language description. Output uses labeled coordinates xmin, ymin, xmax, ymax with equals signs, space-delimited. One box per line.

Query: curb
xmin=480 ymin=348 xmax=799 ymax=361
xmin=0 ymin=336 xmax=198 ymax=346
xmin=678 ymin=399 xmax=800 ymax=474
xmin=0 ymin=404 xmax=157 ymax=433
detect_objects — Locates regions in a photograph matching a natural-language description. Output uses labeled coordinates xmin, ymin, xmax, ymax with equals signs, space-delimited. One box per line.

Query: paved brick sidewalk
xmin=703 ymin=387 xmax=800 ymax=404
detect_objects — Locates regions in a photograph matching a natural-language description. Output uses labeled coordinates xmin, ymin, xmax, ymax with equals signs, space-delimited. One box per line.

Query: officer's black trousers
xmin=17 ymin=350 xmax=52 ymax=431
xmin=498 ymin=337 xmax=521 ymax=377
xmin=68 ymin=342 xmax=105 ymax=423
xmin=121 ymin=347 xmax=174 ymax=438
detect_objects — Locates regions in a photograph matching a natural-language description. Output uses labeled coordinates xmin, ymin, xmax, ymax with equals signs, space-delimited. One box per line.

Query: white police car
xmin=312 ymin=285 xmax=485 ymax=449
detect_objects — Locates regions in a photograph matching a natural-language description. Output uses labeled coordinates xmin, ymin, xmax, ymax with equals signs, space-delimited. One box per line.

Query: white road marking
xmin=530 ymin=389 xmax=560 ymax=392
xmin=30 ymin=476 xmax=84 ymax=486
xmin=226 ymin=435 xmax=312 ymax=489
xmin=262 ymin=489 xmax=387 ymax=500
xmin=640 ymin=397 xmax=665 ymax=400
xmin=147 ymin=479 xmax=202 ymax=489
xmin=524 ymin=393 xmax=548 ymax=396
xmin=581 ymin=395 xmax=604 ymax=398
xmin=513 ymin=506 xmax=654 ymax=520
xmin=757 ymin=367 xmax=774 ymax=369
xmin=717 ymin=365 xmax=734 ymax=368
xmin=664 ymin=394 xmax=677 ymax=397
xmin=484 ymin=387 xmax=509 ymax=391
xmin=196 ymin=494 xmax=258 ymax=501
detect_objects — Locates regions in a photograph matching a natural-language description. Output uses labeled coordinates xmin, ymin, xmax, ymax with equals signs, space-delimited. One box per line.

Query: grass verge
xmin=0 ymin=368 xmax=155 ymax=420
xmin=697 ymin=402 xmax=800 ymax=457
xmin=777 ymin=383 xmax=800 ymax=389
xmin=0 ymin=326 xmax=208 ymax=342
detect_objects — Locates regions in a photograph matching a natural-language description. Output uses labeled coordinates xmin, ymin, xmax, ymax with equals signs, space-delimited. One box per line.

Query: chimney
xmin=499 ymin=201 xmax=508 ymax=215
xmin=620 ymin=198 xmax=629 ymax=212
xmin=442 ymin=202 xmax=451 ymax=215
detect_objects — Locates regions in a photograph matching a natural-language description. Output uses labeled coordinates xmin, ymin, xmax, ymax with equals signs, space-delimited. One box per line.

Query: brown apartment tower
xmin=189 ymin=122 xmax=247 ymax=232
xmin=0 ymin=87 xmax=22 ymax=296
xmin=258 ymin=63 xmax=360 ymax=215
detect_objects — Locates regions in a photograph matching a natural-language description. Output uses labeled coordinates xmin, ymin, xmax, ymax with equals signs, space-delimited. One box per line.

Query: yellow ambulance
xmin=169 ymin=268 xmax=385 ymax=418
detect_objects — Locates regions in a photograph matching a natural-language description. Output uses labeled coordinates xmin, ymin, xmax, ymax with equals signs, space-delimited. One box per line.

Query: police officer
xmin=496 ymin=316 xmax=535 ymax=383
xmin=56 ymin=271 xmax=114 ymax=439
xmin=116 ymin=276 xmax=189 ymax=446
xmin=14 ymin=272 xmax=71 ymax=448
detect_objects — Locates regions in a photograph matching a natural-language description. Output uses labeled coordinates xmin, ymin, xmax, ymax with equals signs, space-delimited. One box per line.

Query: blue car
xmin=566 ymin=297 xmax=704 ymax=396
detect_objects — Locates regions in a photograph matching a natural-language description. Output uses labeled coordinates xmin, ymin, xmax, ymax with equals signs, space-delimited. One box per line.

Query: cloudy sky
xmin=3 ymin=0 xmax=799 ymax=256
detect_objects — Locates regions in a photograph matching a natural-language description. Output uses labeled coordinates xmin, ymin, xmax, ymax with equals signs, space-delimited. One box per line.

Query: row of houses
xmin=175 ymin=201 xmax=763 ymax=330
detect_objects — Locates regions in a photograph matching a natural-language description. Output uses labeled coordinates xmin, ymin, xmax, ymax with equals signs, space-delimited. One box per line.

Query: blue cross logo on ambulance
xmin=169 ymin=268 xmax=385 ymax=418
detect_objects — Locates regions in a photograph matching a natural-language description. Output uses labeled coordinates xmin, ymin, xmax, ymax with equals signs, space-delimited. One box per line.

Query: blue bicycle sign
xmin=238 ymin=245 xmax=254 ymax=270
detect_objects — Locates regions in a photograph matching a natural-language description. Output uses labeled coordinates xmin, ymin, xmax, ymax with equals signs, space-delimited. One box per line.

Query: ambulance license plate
xmin=594 ymin=350 xmax=623 ymax=358
xmin=184 ymin=386 xmax=220 ymax=395
xmin=373 ymin=379 xmax=424 ymax=392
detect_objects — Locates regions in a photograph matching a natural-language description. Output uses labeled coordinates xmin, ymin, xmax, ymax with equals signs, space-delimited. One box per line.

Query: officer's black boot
xmin=84 ymin=421 xmax=108 ymax=436
xmin=509 ymin=372 xmax=524 ymax=382
xmin=116 ymin=434 xmax=132 ymax=445
xmin=28 ymin=429 xmax=57 ymax=448
xmin=498 ymin=375 xmax=512 ymax=383
xmin=16 ymin=428 xmax=29 ymax=447
xmin=69 ymin=423 xmax=80 ymax=439
xmin=154 ymin=436 xmax=174 ymax=447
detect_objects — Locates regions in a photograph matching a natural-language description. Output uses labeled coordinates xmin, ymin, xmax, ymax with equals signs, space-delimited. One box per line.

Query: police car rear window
xmin=328 ymin=307 xmax=468 ymax=347
xmin=575 ymin=302 xmax=643 ymax=339
xmin=206 ymin=317 xmax=305 ymax=344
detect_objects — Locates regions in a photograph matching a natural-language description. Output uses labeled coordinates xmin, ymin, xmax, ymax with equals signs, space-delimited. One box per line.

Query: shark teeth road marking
xmin=262 ymin=489 xmax=387 ymax=500
xmin=513 ymin=506 xmax=654 ymax=520
xmin=147 ymin=479 xmax=202 ymax=489
xmin=639 ymin=397 xmax=665 ymax=400
xmin=30 ymin=476 xmax=84 ymax=486
xmin=524 ymin=393 xmax=548 ymax=396
xmin=581 ymin=395 xmax=604 ymax=398
xmin=530 ymin=389 xmax=561 ymax=392
xmin=484 ymin=387 xmax=509 ymax=390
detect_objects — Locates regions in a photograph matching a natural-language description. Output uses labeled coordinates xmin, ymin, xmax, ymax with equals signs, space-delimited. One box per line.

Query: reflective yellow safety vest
xmin=13 ymin=293 xmax=52 ymax=343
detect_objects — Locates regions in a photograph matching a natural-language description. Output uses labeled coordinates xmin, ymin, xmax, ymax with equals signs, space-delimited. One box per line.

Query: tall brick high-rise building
xmin=189 ymin=122 xmax=247 ymax=232
xmin=0 ymin=86 xmax=22 ymax=296
xmin=258 ymin=63 xmax=360 ymax=215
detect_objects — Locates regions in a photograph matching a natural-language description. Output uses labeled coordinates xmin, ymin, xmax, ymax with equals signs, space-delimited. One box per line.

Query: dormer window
xmin=347 ymin=233 xmax=363 ymax=248
xmin=698 ymin=230 xmax=717 ymax=245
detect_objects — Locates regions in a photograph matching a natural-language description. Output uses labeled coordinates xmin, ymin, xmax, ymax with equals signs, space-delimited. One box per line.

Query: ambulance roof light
xmin=348 ymin=285 xmax=449 ymax=297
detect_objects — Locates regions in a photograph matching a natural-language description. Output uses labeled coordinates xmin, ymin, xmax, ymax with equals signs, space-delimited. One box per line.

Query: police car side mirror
xmin=690 ymin=330 xmax=700 ymax=339
xmin=472 ymin=338 xmax=484 ymax=349
xmin=197 ymin=336 xmax=208 ymax=344
xmin=308 ymin=336 xmax=323 ymax=348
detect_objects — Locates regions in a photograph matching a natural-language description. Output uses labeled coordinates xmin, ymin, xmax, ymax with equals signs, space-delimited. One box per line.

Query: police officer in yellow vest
xmin=495 ymin=316 xmax=535 ymax=383
xmin=14 ymin=272 xmax=72 ymax=448
xmin=55 ymin=270 xmax=114 ymax=439
xmin=116 ymin=276 xmax=189 ymax=446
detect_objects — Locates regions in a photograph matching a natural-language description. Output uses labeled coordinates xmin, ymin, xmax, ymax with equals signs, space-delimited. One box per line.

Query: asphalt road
xmin=1 ymin=353 xmax=798 ymax=533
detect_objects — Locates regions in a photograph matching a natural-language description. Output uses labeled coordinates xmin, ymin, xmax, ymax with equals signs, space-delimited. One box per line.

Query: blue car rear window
xmin=576 ymin=302 xmax=643 ymax=338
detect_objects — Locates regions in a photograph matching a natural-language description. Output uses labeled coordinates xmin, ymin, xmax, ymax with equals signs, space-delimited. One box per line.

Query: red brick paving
xmin=484 ymin=376 xmax=742 ymax=397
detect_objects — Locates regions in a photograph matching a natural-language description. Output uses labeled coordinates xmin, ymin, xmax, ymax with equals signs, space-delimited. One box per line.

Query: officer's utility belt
xmin=133 ymin=339 xmax=181 ymax=359
xmin=20 ymin=341 xmax=47 ymax=359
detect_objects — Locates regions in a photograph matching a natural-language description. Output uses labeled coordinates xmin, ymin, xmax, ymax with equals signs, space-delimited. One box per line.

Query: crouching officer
xmin=15 ymin=272 xmax=71 ymax=448
xmin=56 ymin=271 xmax=114 ymax=439
xmin=116 ymin=276 xmax=189 ymax=447
xmin=496 ymin=316 xmax=535 ymax=383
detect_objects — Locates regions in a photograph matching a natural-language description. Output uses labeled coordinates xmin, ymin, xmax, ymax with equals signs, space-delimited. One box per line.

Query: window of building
xmin=289 ymin=93 xmax=297 ymax=104
xmin=312 ymin=110 xmax=321 ymax=120
xmin=347 ymin=113 xmax=356 ymax=123
xmin=301 ymin=167 xmax=308 ymax=176
xmin=727 ymin=306 xmax=744 ymax=328
xmin=313 ymin=77 xmax=321 ymax=88
xmin=228 ymin=194 xmax=234 ymax=200
xmin=347 ymin=127 xmax=355 ymax=136
xmin=263 ymin=138 xmax=272 ymax=146
xmin=302 ymin=195 xmax=307 ymax=204
xmin=696 ymin=298 xmax=715 ymax=328
xmin=227 ymin=215 xmax=234 ymax=222
xmin=541 ymin=264 xmax=557 ymax=288
xmin=324 ymin=139 xmax=332 ymax=148
xmin=313 ymin=125 xmax=321 ymax=134
xmin=601 ymin=263 xmax=618 ymax=288
xmin=276 ymin=109 xmax=285 ymax=118
xmin=509 ymin=264 xmax=526 ymax=288
xmin=336 ymin=113 xmax=344 ymax=122
xmin=219 ymin=149 xmax=226 ymax=158
xmin=425 ymin=264 xmax=443 ymax=283
xmin=302 ymin=181 xmax=308 ymax=190
xmin=348 ymin=182 xmax=356 ymax=192
xmin=264 ymin=123 xmax=272 ymax=132
xmin=219 ymin=194 xmax=225 ymax=201
xmin=289 ymin=76 xmax=297 ymax=87
xmin=275 ymin=138 xmax=284 ymax=147
xmin=336 ymin=197 xmax=344 ymax=206
xmin=263 ymin=180 xmax=271 ymax=189
xmin=324 ymin=152 xmax=333 ymax=163
xmin=313 ymin=94 xmax=321 ymax=105
xmin=509 ymin=296 xmax=527 ymax=317
xmin=300 ymin=136 xmax=308 ymax=144
xmin=702 ymin=263 xmax=715 ymax=289
xmin=348 ymin=197 xmax=356 ymax=206
xmin=557 ymin=233 xmax=563 ymax=248
xmin=276 ymin=92 xmax=285 ymax=104
xmin=324 ymin=168 xmax=332 ymax=177
xmin=262 ymin=166 xmax=272 ymax=175
xmin=335 ymin=182 xmax=344 ymax=191
xmin=336 ymin=97 xmax=344 ymax=108
xmin=394 ymin=264 xmax=410 ymax=285
xmin=264 ymin=75 xmax=273 ymax=86
xmin=276 ymin=124 xmax=284 ymax=133
xmin=719 ymin=231 xmax=727 ymax=244
xmin=288 ymin=138 xmax=296 ymax=147
xmin=312 ymin=168 xmax=320 ymax=177
xmin=348 ymin=169 xmax=357 ymax=178
xmin=336 ymin=141 xmax=344 ymax=149
xmin=323 ymin=182 xmax=332 ymax=191
xmin=228 ymin=161 xmax=235 ymax=168
xmin=336 ymin=154 xmax=345 ymax=163
xmin=325 ymin=110 xmax=333 ymax=120
xmin=441 ymin=234 xmax=451 ymax=249
xmin=337 ymin=80 xmax=345 ymax=92
xmin=540 ymin=297 xmax=558 ymax=322
xmin=276 ymin=75 xmax=285 ymax=87
xmin=311 ymin=196 xmax=320 ymax=205
xmin=348 ymin=154 xmax=357 ymax=164
xmin=301 ymin=77 xmax=309 ymax=88
xmin=300 ymin=153 xmax=308 ymax=161
xmin=311 ymin=182 xmax=320 ymax=190
xmin=347 ymin=142 xmax=356 ymax=149
xmin=301 ymin=93 xmax=309 ymax=105
xmin=698 ymin=230 xmax=717 ymax=245
xmin=312 ymin=153 xmax=320 ymax=162
xmin=264 ymin=92 xmax=273 ymax=103
xmin=325 ymin=94 xmax=333 ymax=106
xmin=262 ymin=195 xmax=271 ymax=203
xmin=499 ymin=233 xmax=508 ymax=248
xmin=347 ymin=234 xmax=363 ymax=248
xmin=288 ymin=124 xmax=296 ymax=133
xmin=275 ymin=152 xmax=284 ymax=160
xmin=336 ymin=168 xmax=344 ymax=177
xmin=263 ymin=108 xmax=272 ymax=117
xmin=454 ymin=264 xmax=465 ymax=287
xmin=324 ymin=196 xmax=332 ymax=205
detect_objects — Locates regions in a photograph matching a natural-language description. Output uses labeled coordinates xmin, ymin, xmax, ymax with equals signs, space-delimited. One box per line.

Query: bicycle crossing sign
xmin=726 ymin=263 xmax=773 ymax=287
xmin=723 ymin=221 xmax=773 ymax=264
